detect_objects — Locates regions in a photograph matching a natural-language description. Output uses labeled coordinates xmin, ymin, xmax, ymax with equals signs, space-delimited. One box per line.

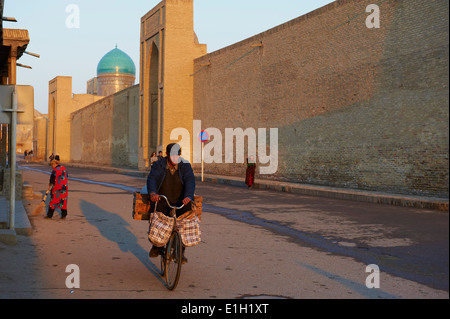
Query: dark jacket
xmin=146 ymin=157 xmax=196 ymax=201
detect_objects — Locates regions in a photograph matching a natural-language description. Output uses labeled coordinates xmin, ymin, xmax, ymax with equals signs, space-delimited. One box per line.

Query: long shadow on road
xmin=204 ymin=204 xmax=449 ymax=293
xmin=79 ymin=200 xmax=165 ymax=287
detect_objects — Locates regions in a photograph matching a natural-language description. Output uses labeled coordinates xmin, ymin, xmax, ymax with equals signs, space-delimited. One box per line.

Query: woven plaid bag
xmin=177 ymin=212 xmax=201 ymax=247
xmin=148 ymin=206 xmax=174 ymax=247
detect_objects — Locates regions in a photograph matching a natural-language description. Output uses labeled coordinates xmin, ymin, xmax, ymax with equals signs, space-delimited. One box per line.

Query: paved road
xmin=0 ymin=162 xmax=448 ymax=299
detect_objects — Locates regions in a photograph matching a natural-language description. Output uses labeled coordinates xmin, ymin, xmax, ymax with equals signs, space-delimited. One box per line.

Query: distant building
xmin=45 ymin=46 xmax=137 ymax=162
xmin=95 ymin=46 xmax=136 ymax=97
xmin=86 ymin=77 xmax=97 ymax=95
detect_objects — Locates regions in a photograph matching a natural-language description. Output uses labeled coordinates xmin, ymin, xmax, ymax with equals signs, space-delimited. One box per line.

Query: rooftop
xmin=97 ymin=46 xmax=136 ymax=76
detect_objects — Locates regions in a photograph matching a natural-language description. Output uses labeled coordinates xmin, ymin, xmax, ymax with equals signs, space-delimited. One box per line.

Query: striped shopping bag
xmin=177 ymin=211 xmax=201 ymax=247
xmin=148 ymin=210 xmax=174 ymax=247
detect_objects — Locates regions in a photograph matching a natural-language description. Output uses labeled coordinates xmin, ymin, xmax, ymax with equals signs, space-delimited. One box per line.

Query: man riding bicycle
xmin=147 ymin=143 xmax=196 ymax=263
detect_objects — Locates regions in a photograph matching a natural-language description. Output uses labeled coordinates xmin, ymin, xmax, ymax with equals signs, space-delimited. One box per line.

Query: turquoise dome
xmin=97 ymin=47 xmax=136 ymax=76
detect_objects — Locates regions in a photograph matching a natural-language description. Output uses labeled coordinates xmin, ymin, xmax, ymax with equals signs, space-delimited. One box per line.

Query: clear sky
xmin=4 ymin=0 xmax=334 ymax=114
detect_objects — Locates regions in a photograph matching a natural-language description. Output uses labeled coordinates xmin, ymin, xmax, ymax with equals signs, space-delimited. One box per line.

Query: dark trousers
xmin=47 ymin=208 xmax=67 ymax=218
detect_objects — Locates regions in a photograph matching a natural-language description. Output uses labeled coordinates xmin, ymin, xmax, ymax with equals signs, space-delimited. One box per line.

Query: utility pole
xmin=3 ymin=86 xmax=22 ymax=229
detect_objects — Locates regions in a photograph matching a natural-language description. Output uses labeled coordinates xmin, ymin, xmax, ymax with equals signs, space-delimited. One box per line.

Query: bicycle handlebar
xmin=157 ymin=195 xmax=185 ymax=210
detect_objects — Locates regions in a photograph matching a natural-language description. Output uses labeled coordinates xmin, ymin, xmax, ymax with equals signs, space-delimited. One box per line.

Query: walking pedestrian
xmin=45 ymin=158 xmax=69 ymax=219
xmin=150 ymin=152 xmax=158 ymax=166
xmin=245 ymin=156 xmax=256 ymax=189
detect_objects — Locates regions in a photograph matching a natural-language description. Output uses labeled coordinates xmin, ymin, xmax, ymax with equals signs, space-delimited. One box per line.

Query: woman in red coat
xmin=245 ymin=156 xmax=256 ymax=189
xmin=45 ymin=159 xmax=69 ymax=219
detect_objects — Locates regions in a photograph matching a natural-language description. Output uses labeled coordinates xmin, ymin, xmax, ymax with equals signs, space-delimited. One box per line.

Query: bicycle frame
xmin=158 ymin=195 xmax=185 ymax=290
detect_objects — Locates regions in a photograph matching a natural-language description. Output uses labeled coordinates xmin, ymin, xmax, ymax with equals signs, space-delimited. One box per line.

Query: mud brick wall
xmin=193 ymin=0 xmax=449 ymax=197
xmin=70 ymin=85 xmax=140 ymax=168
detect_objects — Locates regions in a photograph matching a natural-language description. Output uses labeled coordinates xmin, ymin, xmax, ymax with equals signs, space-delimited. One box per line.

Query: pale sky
xmin=4 ymin=0 xmax=334 ymax=114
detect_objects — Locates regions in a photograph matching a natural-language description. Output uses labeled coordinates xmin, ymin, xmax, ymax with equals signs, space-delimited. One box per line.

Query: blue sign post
xmin=198 ymin=131 xmax=209 ymax=182
xmin=199 ymin=131 xmax=209 ymax=142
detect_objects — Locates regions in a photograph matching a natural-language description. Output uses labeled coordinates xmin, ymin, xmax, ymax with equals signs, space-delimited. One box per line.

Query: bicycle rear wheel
xmin=165 ymin=231 xmax=183 ymax=290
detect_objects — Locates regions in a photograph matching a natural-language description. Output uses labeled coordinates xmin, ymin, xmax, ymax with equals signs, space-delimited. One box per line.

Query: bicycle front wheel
xmin=165 ymin=231 xmax=183 ymax=290
xmin=160 ymin=247 xmax=166 ymax=277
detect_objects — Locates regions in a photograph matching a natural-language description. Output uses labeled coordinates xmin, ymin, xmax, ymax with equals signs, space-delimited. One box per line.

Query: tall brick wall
xmin=70 ymin=85 xmax=140 ymax=168
xmin=193 ymin=0 xmax=449 ymax=197
xmin=48 ymin=77 xmax=104 ymax=162
xmin=139 ymin=0 xmax=206 ymax=168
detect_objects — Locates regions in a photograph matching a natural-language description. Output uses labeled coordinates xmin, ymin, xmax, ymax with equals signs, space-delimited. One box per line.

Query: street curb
xmin=0 ymin=197 xmax=33 ymax=239
xmin=0 ymin=229 xmax=16 ymax=246
xmin=196 ymin=175 xmax=449 ymax=212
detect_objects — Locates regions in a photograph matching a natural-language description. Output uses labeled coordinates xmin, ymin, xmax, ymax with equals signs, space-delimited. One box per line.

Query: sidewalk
xmin=0 ymin=196 xmax=32 ymax=245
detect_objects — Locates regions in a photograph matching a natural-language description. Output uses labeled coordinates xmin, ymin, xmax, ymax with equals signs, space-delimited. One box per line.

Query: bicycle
xmin=156 ymin=195 xmax=185 ymax=291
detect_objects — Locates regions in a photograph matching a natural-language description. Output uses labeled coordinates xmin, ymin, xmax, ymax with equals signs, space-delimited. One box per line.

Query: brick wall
xmin=48 ymin=76 xmax=104 ymax=162
xmin=193 ymin=0 xmax=449 ymax=197
xmin=139 ymin=0 xmax=207 ymax=168
xmin=70 ymin=85 xmax=140 ymax=168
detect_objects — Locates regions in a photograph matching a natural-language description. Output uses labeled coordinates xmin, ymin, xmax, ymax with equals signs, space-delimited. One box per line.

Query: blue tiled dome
xmin=97 ymin=47 xmax=136 ymax=76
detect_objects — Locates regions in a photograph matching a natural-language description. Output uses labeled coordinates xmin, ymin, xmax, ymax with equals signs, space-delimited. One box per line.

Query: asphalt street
xmin=0 ymin=162 xmax=448 ymax=299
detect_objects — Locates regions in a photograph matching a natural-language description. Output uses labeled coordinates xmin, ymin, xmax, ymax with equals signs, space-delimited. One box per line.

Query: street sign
xmin=0 ymin=85 xmax=34 ymax=125
xmin=199 ymin=130 xmax=209 ymax=143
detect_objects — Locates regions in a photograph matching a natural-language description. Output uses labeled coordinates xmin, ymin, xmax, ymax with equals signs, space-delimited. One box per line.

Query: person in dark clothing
xmin=245 ymin=156 xmax=256 ymax=189
xmin=146 ymin=143 xmax=196 ymax=263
